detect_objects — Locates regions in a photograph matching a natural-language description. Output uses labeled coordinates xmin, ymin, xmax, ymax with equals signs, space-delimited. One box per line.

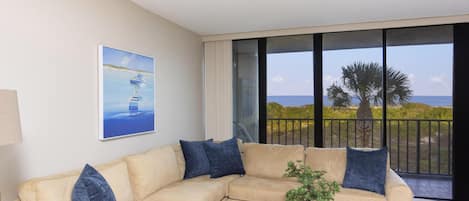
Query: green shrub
xmin=284 ymin=161 xmax=340 ymax=201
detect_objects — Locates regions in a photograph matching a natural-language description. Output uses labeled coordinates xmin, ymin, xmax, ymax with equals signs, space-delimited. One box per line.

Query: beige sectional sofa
xmin=17 ymin=142 xmax=413 ymax=201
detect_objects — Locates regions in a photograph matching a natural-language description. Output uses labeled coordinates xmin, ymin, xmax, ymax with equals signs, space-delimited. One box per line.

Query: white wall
xmin=0 ymin=1 xmax=203 ymax=200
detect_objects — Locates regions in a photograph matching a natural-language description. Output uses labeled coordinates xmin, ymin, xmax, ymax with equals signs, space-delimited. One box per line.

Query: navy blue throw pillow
xmin=72 ymin=164 xmax=116 ymax=201
xmin=343 ymin=147 xmax=388 ymax=195
xmin=180 ymin=139 xmax=213 ymax=179
xmin=203 ymin=137 xmax=245 ymax=178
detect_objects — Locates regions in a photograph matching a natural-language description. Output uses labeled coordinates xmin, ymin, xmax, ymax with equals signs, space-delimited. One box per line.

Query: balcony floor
xmin=402 ymin=174 xmax=452 ymax=200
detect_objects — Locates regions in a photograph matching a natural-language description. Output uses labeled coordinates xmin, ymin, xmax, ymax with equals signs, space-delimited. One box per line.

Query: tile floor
xmin=402 ymin=175 xmax=452 ymax=200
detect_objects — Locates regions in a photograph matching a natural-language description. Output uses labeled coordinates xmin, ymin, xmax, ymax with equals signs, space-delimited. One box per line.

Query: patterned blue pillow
xmin=180 ymin=139 xmax=213 ymax=179
xmin=72 ymin=164 xmax=116 ymax=201
xmin=203 ymin=137 xmax=245 ymax=178
xmin=343 ymin=147 xmax=388 ymax=195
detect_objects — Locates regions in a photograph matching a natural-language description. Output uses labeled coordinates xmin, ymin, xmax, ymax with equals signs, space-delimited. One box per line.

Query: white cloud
xmin=121 ymin=54 xmax=136 ymax=66
xmin=271 ymin=75 xmax=285 ymax=83
xmin=324 ymin=74 xmax=340 ymax=84
xmin=430 ymin=75 xmax=445 ymax=84
xmin=429 ymin=74 xmax=450 ymax=89
xmin=323 ymin=75 xmax=341 ymax=94
xmin=408 ymin=73 xmax=416 ymax=85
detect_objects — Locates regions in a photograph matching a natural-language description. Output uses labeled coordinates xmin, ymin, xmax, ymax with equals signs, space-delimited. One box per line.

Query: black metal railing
xmin=266 ymin=118 xmax=452 ymax=176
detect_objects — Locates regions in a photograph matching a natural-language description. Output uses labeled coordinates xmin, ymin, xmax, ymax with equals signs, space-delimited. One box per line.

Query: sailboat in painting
xmin=129 ymin=73 xmax=146 ymax=116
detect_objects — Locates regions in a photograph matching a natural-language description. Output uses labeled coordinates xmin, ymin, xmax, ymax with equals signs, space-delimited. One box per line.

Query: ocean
xmin=267 ymin=96 xmax=452 ymax=107
xmin=104 ymin=111 xmax=155 ymax=138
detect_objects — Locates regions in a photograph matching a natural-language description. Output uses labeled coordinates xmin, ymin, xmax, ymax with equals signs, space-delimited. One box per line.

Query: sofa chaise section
xmin=142 ymin=180 xmax=225 ymax=201
xmin=304 ymin=147 xmax=413 ymax=201
xmin=229 ymin=175 xmax=301 ymax=201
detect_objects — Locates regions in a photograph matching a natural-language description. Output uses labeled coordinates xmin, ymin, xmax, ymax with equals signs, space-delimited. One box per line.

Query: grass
xmin=266 ymin=102 xmax=453 ymax=175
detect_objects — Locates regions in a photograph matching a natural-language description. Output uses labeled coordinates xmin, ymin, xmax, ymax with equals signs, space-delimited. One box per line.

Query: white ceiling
xmin=131 ymin=0 xmax=469 ymax=36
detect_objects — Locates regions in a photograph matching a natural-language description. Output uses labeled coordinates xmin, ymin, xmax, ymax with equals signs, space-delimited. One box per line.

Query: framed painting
xmin=99 ymin=45 xmax=156 ymax=140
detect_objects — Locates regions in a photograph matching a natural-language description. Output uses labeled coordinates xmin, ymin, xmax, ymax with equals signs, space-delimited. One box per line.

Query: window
xmin=233 ymin=40 xmax=260 ymax=143
xmin=266 ymin=35 xmax=314 ymax=146
xmin=232 ymin=24 xmax=455 ymax=200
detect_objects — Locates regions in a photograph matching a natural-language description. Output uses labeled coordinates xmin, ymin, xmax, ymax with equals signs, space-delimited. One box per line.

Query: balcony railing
xmin=267 ymin=118 xmax=452 ymax=176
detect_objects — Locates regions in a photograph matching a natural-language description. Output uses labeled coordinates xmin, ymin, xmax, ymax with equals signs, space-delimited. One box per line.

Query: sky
xmin=267 ymin=44 xmax=453 ymax=96
xmin=102 ymin=46 xmax=154 ymax=73
xmin=102 ymin=46 xmax=155 ymax=113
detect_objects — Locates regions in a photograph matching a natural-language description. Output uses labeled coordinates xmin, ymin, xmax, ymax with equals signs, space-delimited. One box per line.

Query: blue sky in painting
xmin=103 ymin=46 xmax=154 ymax=73
xmin=102 ymin=46 xmax=154 ymax=113
xmin=267 ymin=44 xmax=453 ymax=96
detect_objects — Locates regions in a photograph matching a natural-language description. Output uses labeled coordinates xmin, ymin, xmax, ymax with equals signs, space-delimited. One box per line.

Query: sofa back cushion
xmin=20 ymin=160 xmax=133 ymax=201
xmin=36 ymin=175 xmax=78 ymax=201
xmin=172 ymin=144 xmax=186 ymax=180
xmin=305 ymin=147 xmax=347 ymax=184
xmin=99 ymin=161 xmax=135 ymax=201
xmin=243 ymin=143 xmax=304 ymax=179
xmin=305 ymin=147 xmax=390 ymax=184
xmin=124 ymin=145 xmax=180 ymax=201
xmin=19 ymin=171 xmax=79 ymax=201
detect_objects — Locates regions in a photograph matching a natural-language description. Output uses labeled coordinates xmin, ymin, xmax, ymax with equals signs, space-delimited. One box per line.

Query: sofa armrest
xmin=385 ymin=170 xmax=413 ymax=201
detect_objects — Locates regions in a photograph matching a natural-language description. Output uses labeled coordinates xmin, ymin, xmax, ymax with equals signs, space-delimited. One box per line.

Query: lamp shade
xmin=0 ymin=90 xmax=22 ymax=146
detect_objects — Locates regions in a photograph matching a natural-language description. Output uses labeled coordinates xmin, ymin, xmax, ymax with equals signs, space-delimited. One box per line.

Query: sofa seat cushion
xmin=334 ymin=187 xmax=386 ymax=201
xmin=186 ymin=175 xmax=241 ymax=196
xmin=228 ymin=175 xmax=301 ymax=201
xmin=142 ymin=180 xmax=225 ymax=201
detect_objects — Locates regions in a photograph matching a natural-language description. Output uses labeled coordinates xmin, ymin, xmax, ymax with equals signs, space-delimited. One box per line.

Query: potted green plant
xmin=284 ymin=161 xmax=340 ymax=201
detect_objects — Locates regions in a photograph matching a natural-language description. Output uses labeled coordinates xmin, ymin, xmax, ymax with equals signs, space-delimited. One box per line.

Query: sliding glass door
xmin=322 ymin=30 xmax=383 ymax=148
xmin=386 ymin=25 xmax=453 ymax=200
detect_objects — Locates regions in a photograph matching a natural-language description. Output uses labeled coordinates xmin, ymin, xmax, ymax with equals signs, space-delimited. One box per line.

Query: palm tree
xmin=327 ymin=62 xmax=412 ymax=146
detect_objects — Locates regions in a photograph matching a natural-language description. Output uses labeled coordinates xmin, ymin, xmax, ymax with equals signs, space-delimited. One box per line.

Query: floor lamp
xmin=0 ymin=90 xmax=22 ymax=201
